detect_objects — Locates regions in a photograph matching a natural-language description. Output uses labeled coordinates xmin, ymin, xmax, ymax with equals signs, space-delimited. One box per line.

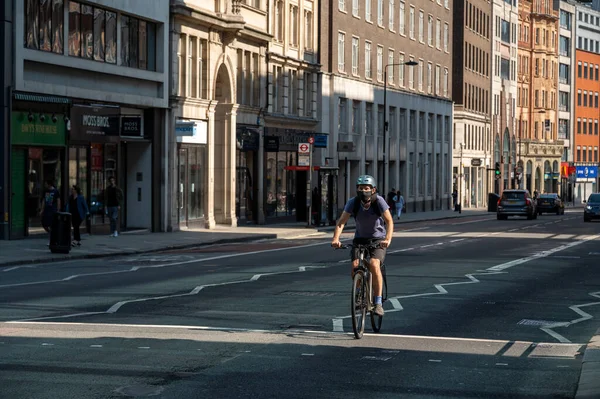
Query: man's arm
xmin=331 ymin=211 xmax=351 ymax=246
xmin=381 ymin=209 xmax=394 ymax=247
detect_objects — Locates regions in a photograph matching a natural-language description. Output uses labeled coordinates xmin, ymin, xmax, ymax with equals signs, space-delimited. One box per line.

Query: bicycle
xmin=337 ymin=243 xmax=388 ymax=339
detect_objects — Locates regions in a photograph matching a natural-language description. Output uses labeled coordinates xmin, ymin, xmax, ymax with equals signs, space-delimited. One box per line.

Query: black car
xmin=583 ymin=193 xmax=600 ymax=222
xmin=497 ymin=189 xmax=538 ymax=220
xmin=537 ymin=193 xmax=565 ymax=215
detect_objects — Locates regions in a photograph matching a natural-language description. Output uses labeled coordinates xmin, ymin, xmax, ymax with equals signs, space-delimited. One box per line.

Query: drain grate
xmin=517 ymin=319 xmax=560 ymax=326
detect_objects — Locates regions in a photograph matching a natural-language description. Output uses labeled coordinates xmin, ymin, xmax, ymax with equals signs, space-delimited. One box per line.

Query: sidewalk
xmin=0 ymin=208 xmax=489 ymax=268
xmin=577 ymin=328 xmax=600 ymax=399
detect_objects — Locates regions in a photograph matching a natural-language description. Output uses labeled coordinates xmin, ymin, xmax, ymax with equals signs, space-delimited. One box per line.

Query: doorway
xmin=178 ymin=145 xmax=206 ymax=227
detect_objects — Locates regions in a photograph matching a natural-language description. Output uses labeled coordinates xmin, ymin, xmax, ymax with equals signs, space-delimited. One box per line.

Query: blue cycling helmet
xmin=356 ymin=175 xmax=376 ymax=188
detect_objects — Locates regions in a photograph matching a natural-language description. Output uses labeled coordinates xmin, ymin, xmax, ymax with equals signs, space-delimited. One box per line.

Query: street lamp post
xmin=382 ymin=60 xmax=418 ymax=197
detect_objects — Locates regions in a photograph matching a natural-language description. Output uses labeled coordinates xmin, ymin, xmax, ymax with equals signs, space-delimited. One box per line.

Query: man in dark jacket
xmin=105 ymin=177 xmax=123 ymax=237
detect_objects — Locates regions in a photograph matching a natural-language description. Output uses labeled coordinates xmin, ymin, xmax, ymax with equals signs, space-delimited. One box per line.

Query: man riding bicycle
xmin=331 ymin=175 xmax=394 ymax=316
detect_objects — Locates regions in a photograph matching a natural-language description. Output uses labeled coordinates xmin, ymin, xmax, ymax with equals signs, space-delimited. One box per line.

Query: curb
xmin=0 ymin=212 xmax=491 ymax=268
xmin=576 ymin=328 xmax=600 ymax=399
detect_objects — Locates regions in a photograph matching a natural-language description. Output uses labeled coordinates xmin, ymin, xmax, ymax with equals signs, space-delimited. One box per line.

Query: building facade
xmin=517 ymin=0 xmax=562 ymax=195
xmin=320 ymin=0 xmax=454 ymax=214
xmin=558 ymin=0 xmax=577 ymax=200
xmin=168 ymin=0 xmax=270 ymax=230
xmin=492 ymin=0 xmax=519 ymax=194
xmin=263 ymin=0 xmax=320 ymax=224
xmin=3 ymin=0 xmax=169 ymax=240
xmin=573 ymin=3 xmax=600 ymax=202
xmin=451 ymin=0 xmax=492 ymax=209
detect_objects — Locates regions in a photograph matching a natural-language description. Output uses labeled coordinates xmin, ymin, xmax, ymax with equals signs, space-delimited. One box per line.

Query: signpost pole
xmin=307 ymin=142 xmax=312 ymax=227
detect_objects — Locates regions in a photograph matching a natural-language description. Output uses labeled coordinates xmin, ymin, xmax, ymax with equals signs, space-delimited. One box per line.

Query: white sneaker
xmin=113 ymin=232 xmax=119 ymax=237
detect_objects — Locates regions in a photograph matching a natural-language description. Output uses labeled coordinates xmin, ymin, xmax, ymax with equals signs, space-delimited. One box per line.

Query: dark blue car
xmin=584 ymin=193 xmax=600 ymax=222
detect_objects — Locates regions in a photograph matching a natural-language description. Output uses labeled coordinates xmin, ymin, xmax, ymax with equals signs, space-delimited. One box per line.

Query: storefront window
xmin=266 ymin=151 xmax=296 ymax=217
xmin=178 ymin=146 xmax=206 ymax=225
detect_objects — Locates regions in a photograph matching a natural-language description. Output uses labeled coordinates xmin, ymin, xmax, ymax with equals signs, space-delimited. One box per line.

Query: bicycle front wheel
xmin=351 ymin=271 xmax=367 ymax=339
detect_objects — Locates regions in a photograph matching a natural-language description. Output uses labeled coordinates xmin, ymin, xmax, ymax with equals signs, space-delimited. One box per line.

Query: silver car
xmin=497 ymin=190 xmax=538 ymax=220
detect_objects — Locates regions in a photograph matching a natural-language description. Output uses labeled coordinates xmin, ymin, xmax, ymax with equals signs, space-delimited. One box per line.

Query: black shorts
xmin=351 ymin=238 xmax=386 ymax=263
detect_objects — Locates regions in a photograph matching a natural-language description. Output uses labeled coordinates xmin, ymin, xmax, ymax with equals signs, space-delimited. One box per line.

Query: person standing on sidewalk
xmin=40 ymin=180 xmax=61 ymax=245
xmin=66 ymin=185 xmax=89 ymax=247
xmin=395 ymin=190 xmax=405 ymax=219
xmin=105 ymin=177 xmax=123 ymax=237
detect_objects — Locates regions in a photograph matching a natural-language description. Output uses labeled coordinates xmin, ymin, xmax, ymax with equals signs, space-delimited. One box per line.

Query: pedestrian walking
xmin=452 ymin=189 xmax=458 ymax=211
xmin=105 ymin=176 xmax=123 ymax=237
xmin=40 ymin=180 xmax=61 ymax=246
xmin=387 ymin=188 xmax=397 ymax=216
xmin=395 ymin=190 xmax=405 ymax=219
xmin=66 ymin=185 xmax=89 ymax=247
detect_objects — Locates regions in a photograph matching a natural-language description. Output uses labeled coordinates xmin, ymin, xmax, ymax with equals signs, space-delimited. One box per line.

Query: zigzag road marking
xmin=540 ymin=291 xmax=600 ymax=343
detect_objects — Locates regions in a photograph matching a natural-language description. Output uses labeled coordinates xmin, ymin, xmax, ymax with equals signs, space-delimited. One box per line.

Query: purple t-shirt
xmin=344 ymin=195 xmax=389 ymax=239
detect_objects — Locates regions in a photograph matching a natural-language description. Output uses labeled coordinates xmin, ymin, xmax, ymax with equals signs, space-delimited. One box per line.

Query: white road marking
xmin=90 ymin=344 xmax=103 ymax=348
xmin=301 ymin=353 xmax=314 ymax=356
xmin=487 ymin=235 xmax=599 ymax=272
xmin=41 ymin=343 xmax=54 ymax=346
xmin=138 ymin=346 xmax=150 ymax=349
xmin=332 ymin=318 xmax=344 ymax=332
xmin=0 ymin=241 xmax=333 ymax=289
xmin=496 ymin=363 xmax=509 ymax=366
xmin=428 ymin=359 xmax=442 ymax=362
xmin=452 ymin=218 xmax=496 ymax=225
xmin=13 ymin=266 xmax=329 ymax=321
xmin=2 ymin=265 xmax=37 ymax=272
xmin=540 ymin=291 xmax=600 ymax=343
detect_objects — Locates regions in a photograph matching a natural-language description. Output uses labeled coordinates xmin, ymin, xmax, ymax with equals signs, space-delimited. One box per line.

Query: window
xmin=427 ymin=15 xmax=433 ymax=46
xmin=427 ymin=62 xmax=432 ymax=93
xmin=418 ymin=59 xmax=423 ymax=91
xmin=501 ymin=20 xmax=510 ymax=43
xmin=500 ymin=58 xmax=510 ymax=79
xmin=304 ymin=11 xmax=313 ymax=50
xmin=560 ymin=10 xmax=571 ymax=29
xmin=436 ymin=19 xmax=441 ymax=50
xmin=275 ymin=0 xmax=284 ymax=41
xmin=443 ymin=23 xmax=449 ymax=52
xmin=338 ymin=32 xmax=345 ymax=72
xmin=559 ymin=36 xmax=570 ymax=57
xmin=398 ymin=53 xmax=405 ymax=86
xmin=366 ymin=0 xmax=372 ymax=21
xmin=388 ymin=49 xmax=394 ymax=83
xmin=399 ymin=2 xmax=405 ymax=35
xmin=121 ymin=15 xmax=156 ymax=70
xmin=67 ymin=3 xmax=116 ymax=63
xmin=353 ymin=0 xmax=359 ymax=16
xmin=389 ymin=0 xmax=395 ymax=29
xmin=68 ymin=2 xmax=80 ymax=56
xmin=304 ymin=72 xmax=312 ymax=116
xmin=443 ymin=68 xmax=448 ymax=97
xmin=289 ymin=5 xmax=299 ymax=47
xmin=418 ymin=10 xmax=424 ymax=42
xmin=365 ymin=41 xmax=372 ymax=78
xmin=338 ymin=98 xmax=348 ymax=132
xmin=377 ymin=45 xmax=383 ymax=81
xmin=408 ymin=57 xmax=415 ymax=89
xmin=26 ymin=0 xmax=64 ymax=54
xmin=409 ymin=6 xmax=415 ymax=39
xmin=352 ymin=37 xmax=359 ymax=75
xmin=559 ymin=63 xmax=570 ymax=84
xmin=352 ymin=101 xmax=361 ymax=133
xmin=339 ymin=0 xmax=346 ymax=12
xmin=378 ymin=0 xmax=384 ymax=25
xmin=435 ymin=65 xmax=440 ymax=95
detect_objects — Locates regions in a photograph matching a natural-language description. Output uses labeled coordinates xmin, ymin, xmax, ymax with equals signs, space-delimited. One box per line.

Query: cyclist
xmin=331 ymin=175 xmax=394 ymax=316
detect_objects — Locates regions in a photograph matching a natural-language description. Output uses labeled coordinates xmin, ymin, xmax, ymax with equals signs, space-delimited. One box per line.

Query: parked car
xmin=497 ymin=189 xmax=538 ymax=220
xmin=583 ymin=193 xmax=600 ymax=222
xmin=537 ymin=193 xmax=565 ymax=215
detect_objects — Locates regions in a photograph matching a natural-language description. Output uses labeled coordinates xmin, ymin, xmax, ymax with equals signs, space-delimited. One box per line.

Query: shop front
xmin=10 ymin=111 xmax=67 ymax=239
xmin=175 ymin=119 xmax=207 ymax=228
xmin=68 ymin=104 xmax=153 ymax=234
xmin=236 ymin=126 xmax=259 ymax=224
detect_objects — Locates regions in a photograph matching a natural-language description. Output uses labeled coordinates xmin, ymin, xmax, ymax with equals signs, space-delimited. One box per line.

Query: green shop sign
xmin=11 ymin=111 xmax=66 ymax=146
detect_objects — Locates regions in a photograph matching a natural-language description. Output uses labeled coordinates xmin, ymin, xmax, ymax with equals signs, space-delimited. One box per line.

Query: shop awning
xmin=13 ymin=92 xmax=71 ymax=104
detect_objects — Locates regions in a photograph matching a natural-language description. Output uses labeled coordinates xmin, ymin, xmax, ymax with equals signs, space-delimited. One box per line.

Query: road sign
xmin=471 ymin=158 xmax=482 ymax=167
xmin=298 ymin=143 xmax=310 ymax=154
xmin=308 ymin=136 xmax=314 ymax=144
xmin=298 ymin=155 xmax=310 ymax=166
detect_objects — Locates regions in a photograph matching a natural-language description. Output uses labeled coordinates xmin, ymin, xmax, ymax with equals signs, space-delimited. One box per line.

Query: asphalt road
xmin=1 ymin=211 xmax=600 ymax=399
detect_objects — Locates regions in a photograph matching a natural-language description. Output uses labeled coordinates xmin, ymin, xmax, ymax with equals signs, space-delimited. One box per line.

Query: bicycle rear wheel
xmin=351 ymin=271 xmax=367 ymax=339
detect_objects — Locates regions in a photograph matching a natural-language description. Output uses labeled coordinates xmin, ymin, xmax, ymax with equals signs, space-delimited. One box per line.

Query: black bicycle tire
xmin=351 ymin=271 xmax=367 ymax=339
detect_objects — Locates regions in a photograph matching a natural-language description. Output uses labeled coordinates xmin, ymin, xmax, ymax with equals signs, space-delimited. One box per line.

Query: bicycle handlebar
xmin=332 ymin=243 xmax=384 ymax=250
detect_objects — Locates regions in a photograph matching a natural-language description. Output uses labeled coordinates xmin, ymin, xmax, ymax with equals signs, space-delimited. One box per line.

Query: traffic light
xmin=495 ymin=162 xmax=501 ymax=179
